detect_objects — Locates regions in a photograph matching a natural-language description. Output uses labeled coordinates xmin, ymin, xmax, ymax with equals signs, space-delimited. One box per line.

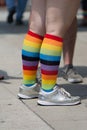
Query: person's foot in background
xmin=7 ymin=7 xmax=16 ymax=24
xmin=61 ymin=64 xmax=83 ymax=83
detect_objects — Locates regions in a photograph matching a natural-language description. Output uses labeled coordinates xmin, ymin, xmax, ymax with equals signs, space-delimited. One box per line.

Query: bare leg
xmin=29 ymin=0 xmax=46 ymax=35
xmin=46 ymin=0 xmax=80 ymax=37
xmin=62 ymin=17 xmax=83 ymax=83
xmin=63 ymin=18 xmax=77 ymax=65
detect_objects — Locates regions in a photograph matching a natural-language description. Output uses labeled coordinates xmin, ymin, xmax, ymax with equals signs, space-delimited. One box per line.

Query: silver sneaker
xmin=61 ymin=65 xmax=83 ymax=83
xmin=37 ymin=84 xmax=81 ymax=106
xmin=18 ymin=83 xmax=40 ymax=99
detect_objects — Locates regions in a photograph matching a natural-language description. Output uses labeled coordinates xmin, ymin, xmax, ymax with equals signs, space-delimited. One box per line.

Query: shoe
xmin=61 ymin=65 xmax=83 ymax=83
xmin=17 ymin=82 xmax=40 ymax=99
xmin=7 ymin=8 xmax=16 ymax=24
xmin=37 ymin=84 xmax=81 ymax=106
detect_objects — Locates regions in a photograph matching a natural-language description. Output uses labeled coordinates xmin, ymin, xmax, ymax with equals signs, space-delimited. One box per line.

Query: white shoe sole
xmin=37 ymin=100 xmax=81 ymax=106
xmin=17 ymin=93 xmax=38 ymax=99
xmin=68 ymin=78 xmax=82 ymax=83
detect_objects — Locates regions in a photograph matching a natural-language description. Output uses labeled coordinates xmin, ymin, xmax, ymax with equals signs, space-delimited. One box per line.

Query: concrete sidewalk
xmin=0 ymin=9 xmax=87 ymax=130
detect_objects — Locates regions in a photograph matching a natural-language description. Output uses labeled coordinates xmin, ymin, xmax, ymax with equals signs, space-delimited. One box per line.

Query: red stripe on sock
xmin=45 ymin=34 xmax=63 ymax=42
xmin=41 ymin=69 xmax=58 ymax=75
xmin=23 ymin=65 xmax=37 ymax=70
xmin=28 ymin=31 xmax=43 ymax=40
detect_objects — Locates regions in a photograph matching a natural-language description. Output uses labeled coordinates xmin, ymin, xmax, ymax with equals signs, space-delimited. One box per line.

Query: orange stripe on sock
xmin=44 ymin=38 xmax=63 ymax=47
xmin=25 ymin=34 xmax=42 ymax=43
xmin=23 ymin=70 xmax=36 ymax=75
xmin=42 ymin=74 xmax=57 ymax=80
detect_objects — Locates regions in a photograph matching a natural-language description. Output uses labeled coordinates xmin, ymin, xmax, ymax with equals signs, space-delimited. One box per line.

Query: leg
xmin=38 ymin=0 xmax=80 ymax=105
xmin=40 ymin=0 xmax=80 ymax=90
xmin=5 ymin=0 xmax=15 ymax=10
xmin=16 ymin=0 xmax=28 ymax=25
xmin=46 ymin=0 xmax=80 ymax=37
xmin=29 ymin=0 xmax=46 ymax=35
xmin=63 ymin=18 xmax=77 ymax=65
xmin=18 ymin=0 xmax=46 ymax=99
xmin=62 ymin=18 xmax=83 ymax=83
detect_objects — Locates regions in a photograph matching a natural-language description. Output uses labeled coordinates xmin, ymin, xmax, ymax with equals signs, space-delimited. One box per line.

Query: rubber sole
xmin=17 ymin=93 xmax=38 ymax=99
xmin=37 ymin=100 xmax=81 ymax=106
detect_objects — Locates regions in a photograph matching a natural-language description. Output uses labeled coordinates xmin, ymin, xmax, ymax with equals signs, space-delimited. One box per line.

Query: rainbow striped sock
xmin=22 ymin=31 xmax=43 ymax=86
xmin=40 ymin=34 xmax=63 ymax=92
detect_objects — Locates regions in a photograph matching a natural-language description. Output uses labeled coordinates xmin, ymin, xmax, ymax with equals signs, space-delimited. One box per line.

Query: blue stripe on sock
xmin=22 ymin=50 xmax=39 ymax=57
xmin=40 ymin=53 xmax=61 ymax=61
xmin=24 ymin=83 xmax=35 ymax=87
xmin=42 ymin=88 xmax=53 ymax=92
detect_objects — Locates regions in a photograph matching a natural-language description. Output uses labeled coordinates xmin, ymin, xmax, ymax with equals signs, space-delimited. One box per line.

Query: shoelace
xmin=56 ymin=84 xmax=71 ymax=98
xmin=59 ymin=88 xmax=71 ymax=98
xmin=67 ymin=67 xmax=78 ymax=75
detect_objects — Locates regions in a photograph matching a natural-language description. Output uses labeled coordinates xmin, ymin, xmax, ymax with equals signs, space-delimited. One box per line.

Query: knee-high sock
xmin=40 ymin=34 xmax=63 ymax=92
xmin=22 ymin=31 xmax=43 ymax=86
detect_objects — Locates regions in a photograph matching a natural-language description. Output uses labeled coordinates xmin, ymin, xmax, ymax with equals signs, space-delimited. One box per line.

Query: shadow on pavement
xmin=78 ymin=26 xmax=87 ymax=32
xmin=59 ymin=66 xmax=87 ymax=100
xmin=59 ymin=66 xmax=87 ymax=78
xmin=0 ymin=21 xmax=28 ymax=34
xmin=0 ymin=67 xmax=87 ymax=100
xmin=62 ymin=84 xmax=87 ymax=100
xmin=0 ymin=19 xmax=87 ymax=35
xmin=37 ymin=66 xmax=87 ymax=100
xmin=77 ymin=19 xmax=87 ymax=32
xmin=0 ymin=70 xmax=22 ymax=84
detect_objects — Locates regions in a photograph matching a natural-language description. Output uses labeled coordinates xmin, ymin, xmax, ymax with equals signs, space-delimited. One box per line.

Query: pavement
xmin=0 ymin=8 xmax=87 ymax=130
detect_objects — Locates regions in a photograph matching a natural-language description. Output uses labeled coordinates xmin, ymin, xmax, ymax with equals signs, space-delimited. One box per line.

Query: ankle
xmin=64 ymin=64 xmax=73 ymax=69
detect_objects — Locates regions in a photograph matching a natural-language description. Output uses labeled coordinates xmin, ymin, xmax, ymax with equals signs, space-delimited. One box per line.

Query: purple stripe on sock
xmin=40 ymin=63 xmax=58 ymax=71
xmin=23 ymin=60 xmax=38 ymax=66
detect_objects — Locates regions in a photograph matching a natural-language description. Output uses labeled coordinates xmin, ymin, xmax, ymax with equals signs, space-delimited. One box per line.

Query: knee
xmin=29 ymin=13 xmax=45 ymax=36
xmin=46 ymin=14 xmax=72 ymax=37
